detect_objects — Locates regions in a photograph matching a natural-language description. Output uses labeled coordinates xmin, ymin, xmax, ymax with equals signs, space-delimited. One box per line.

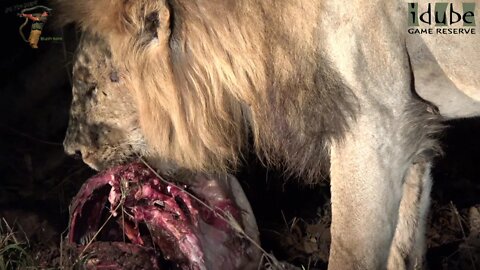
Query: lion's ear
xmin=143 ymin=5 xmax=172 ymax=42
xmin=52 ymin=0 xmax=172 ymax=40
xmin=50 ymin=0 xmax=128 ymax=35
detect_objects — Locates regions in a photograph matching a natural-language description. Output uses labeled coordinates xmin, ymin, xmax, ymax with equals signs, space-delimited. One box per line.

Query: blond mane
xmin=55 ymin=0 xmax=355 ymax=178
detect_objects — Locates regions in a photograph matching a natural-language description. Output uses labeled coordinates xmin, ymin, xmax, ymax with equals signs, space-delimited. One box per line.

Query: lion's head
xmin=63 ymin=32 xmax=147 ymax=171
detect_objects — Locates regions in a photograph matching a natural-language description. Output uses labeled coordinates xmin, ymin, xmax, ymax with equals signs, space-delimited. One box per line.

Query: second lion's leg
xmin=388 ymin=161 xmax=432 ymax=270
xmin=387 ymin=100 xmax=441 ymax=270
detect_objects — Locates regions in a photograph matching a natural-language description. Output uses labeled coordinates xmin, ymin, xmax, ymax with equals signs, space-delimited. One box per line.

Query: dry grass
xmin=427 ymin=202 xmax=480 ymax=270
xmin=0 ymin=219 xmax=34 ymax=270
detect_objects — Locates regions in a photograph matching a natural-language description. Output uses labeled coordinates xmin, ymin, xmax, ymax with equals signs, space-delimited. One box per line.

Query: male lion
xmin=58 ymin=0 xmax=480 ymax=269
xmin=63 ymin=32 xmax=262 ymax=269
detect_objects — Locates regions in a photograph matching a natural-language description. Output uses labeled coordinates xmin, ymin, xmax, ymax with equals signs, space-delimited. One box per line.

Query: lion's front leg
xmin=328 ymin=112 xmax=410 ymax=270
xmin=327 ymin=97 xmax=440 ymax=269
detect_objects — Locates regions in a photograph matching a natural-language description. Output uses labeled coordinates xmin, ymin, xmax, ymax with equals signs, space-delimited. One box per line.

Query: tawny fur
xmin=56 ymin=0 xmax=355 ymax=180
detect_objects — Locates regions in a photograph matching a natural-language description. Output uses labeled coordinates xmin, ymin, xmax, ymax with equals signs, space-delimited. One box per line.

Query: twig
xmin=77 ymin=187 xmax=127 ymax=259
xmin=450 ymin=201 xmax=477 ymax=270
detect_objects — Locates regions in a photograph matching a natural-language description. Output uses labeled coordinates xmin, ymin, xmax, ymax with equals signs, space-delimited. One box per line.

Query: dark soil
xmin=1 ymin=1 xmax=479 ymax=269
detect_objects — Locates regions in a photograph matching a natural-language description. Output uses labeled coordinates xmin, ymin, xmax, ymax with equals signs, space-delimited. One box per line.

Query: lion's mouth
xmin=77 ymin=150 xmax=104 ymax=171
xmin=68 ymin=162 xmax=260 ymax=269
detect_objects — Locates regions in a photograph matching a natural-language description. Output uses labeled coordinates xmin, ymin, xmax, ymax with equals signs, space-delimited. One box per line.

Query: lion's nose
xmin=64 ymin=143 xmax=83 ymax=159
xmin=63 ymin=136 xmax=82 ymax=157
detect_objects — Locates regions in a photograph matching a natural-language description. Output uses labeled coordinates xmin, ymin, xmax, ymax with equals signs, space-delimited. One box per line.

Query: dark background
xmin=0 ymin=0 xmax=479 ymax=269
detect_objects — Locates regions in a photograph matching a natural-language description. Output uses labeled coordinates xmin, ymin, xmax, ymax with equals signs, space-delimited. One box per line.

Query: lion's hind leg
xmin=388 ymin=161 xmax=432 ymax=270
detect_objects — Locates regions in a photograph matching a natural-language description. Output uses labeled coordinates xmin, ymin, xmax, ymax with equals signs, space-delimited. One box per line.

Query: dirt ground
xmin=1 ymin=2 xmax=480 ymax=269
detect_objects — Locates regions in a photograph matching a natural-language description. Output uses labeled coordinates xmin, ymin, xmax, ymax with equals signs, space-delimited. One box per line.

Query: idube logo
xmin=408 ymin=2 xmax=477 ymax=34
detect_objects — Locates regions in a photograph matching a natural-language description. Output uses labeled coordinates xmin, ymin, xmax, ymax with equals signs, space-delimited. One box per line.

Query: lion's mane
xmin=54 ymin=0 xmax=356 ymax=181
